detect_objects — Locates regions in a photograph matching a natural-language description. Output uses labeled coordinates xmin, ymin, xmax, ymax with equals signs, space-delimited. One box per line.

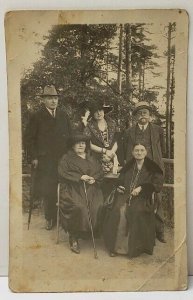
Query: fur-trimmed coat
xmin=103 ymin=157 xmax=164 ymax=257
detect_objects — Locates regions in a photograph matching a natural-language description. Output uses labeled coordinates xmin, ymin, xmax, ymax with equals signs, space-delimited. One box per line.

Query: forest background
xmin=21 ymin=23 xmax=176 ymax=159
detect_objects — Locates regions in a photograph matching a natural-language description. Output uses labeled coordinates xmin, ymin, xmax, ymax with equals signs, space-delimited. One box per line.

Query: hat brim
xmin=36 ymin=94 xmax=59 ymax=97
xmin=91 ymin=106 xmax=113 ymax=115
xmin=103 ymin=106 xmax=114 ymax=114
xmin=133 ymin=105 xmax=151 ymax=116
xmin=68 ymin=134 xmax=90 ymax=147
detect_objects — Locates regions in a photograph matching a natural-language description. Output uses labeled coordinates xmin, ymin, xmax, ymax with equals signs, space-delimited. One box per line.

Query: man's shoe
xmin=109 ymin=252 xmax=117 ymax=257
xmin=69 ymin=236 xmax=80 ymax=254
xmin=157 ymin=234 xmax=166 ymax=243
xmin=46 ymin=220 xmax=53 ymax=230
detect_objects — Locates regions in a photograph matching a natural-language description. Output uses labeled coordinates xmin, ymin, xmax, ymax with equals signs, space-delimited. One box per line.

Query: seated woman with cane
xmin=58 ymin=132 xmax=104 ymax=254
xmin=103 ymin=143 xmax=164 ymax=258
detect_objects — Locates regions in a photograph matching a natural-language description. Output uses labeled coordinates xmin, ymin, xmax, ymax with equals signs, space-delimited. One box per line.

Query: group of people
xmin=26 ymin=84 xmax=166 ymax=259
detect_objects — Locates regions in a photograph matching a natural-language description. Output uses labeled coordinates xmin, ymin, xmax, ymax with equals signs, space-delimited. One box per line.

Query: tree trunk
xmin=117 ymin=24 xmax=123 ymax=95
xmin=166 ymin=23 xmax=172 ymax=158
xmin=138 ymin=61 xmax=142 ymax=101
xmin=170 ymin=51 xmax=175 ymax=158
xmin=117 ymin=24 xmax=123 ymax=130
xmin=105 ymin=38 xmax=109 ymax=105
xmin=125 ymin=24 xmax=132 ymax=102
xmin=142 ymin=61 xmax=145 ymax=101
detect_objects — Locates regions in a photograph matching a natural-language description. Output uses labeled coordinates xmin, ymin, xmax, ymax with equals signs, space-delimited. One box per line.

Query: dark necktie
xmin=141 ymin=125 xmax=145 ymax=132
xmin=51 ymin=110 xmax=55 ymax=118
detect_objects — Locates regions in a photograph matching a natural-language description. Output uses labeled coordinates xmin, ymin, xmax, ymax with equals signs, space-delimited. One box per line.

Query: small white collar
xmin=138 ymin=123 xmax=149 ymax=130
xmin=46 ymin=107 xmax=56 ymax=117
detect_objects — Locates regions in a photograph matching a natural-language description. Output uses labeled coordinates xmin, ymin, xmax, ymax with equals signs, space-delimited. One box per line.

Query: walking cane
xmin=83 ymin=181 xmax=98 ymax=259
xmin=27 ymin=165 xmax=37 ymax=230
xmin=56 ymin=183 xmax=60 ymax=244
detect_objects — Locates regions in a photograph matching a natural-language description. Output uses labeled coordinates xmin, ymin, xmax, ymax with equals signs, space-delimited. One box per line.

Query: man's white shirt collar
xmin=46 ymin=107 xmax=56 ymax=117
xmin=138 ymin=123 xmax=149 ymax=130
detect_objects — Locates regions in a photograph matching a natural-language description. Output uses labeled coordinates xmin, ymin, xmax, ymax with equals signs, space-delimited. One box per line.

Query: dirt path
xmin=21 ymin=213 xmax=175 ymax=292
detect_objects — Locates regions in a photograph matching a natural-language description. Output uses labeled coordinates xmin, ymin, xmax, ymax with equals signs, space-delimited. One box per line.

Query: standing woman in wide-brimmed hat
xmin=58 ymin=132 xmax=104 ymax=254
xmin=84 ymin=100 xmax=119 ymax=172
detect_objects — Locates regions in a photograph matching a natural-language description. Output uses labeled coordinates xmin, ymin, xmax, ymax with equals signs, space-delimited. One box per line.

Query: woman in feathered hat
xmin=58 ymin=131 xmax=104 ymax=254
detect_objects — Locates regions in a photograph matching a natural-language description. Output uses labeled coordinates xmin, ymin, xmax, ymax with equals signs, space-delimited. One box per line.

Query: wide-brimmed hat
xmin=68 ymin=131 xmax=90 ymax=148
xmin=132 ymin=101 xmax=152 ymax=115
xmin=37 ymin=85 xmax=58 ymax=97
xmin=90 ymin=101 xmax=113 ymax=116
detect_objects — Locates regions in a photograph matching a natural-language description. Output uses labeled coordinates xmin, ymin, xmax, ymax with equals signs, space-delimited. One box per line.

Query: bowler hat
xmin=90 ymin=101 xmax=113 ymax=116
xmin=133 ymin=101 xmax=151 ymax=115
xmin=37 ymin=85 xmax=58 ymax=97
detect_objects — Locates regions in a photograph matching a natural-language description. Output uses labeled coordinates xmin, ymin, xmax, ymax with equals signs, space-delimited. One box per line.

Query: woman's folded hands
xmin=81 ymin=175 xmax=95 ymax=184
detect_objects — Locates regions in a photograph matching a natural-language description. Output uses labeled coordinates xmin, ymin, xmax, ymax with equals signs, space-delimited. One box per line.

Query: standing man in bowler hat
xmin=124 ymin=101 xmax=166 ymax=243
xmin=26 ymin=85 xmax=72 ymax=230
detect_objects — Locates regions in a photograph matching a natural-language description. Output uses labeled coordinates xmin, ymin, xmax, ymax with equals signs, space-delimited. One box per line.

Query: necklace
xmin=128 ymin=162 xmax=142 ymax=206
xmin=99 ymin=120 xmax=109 ymax=148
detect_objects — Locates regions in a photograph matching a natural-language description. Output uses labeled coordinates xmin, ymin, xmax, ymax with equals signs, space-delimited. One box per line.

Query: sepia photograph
xmin=5 ymin=10 xmax=188 ymax=292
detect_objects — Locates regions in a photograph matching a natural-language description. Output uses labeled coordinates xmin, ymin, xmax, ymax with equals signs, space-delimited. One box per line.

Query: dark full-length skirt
xmin=59 ymin=181 xmax=103 ymax=238
xmin=103 ymin=192 xmax=156 ymax=257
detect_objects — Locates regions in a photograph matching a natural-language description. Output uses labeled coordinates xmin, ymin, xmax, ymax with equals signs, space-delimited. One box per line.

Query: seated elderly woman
xmin=58 ymin=132 xmax=104 ymax=254
xmin=103 ymin=143 xmax=164 ymax=258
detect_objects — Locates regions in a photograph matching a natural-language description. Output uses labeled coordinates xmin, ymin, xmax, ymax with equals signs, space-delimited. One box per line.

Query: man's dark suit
xmin=123 ymin=122 xmax=166 ymax=240
xmin=26 ymin=105 xmax=72 ymax=221
xmin=124 ymin=122 xmax=165 ymax=170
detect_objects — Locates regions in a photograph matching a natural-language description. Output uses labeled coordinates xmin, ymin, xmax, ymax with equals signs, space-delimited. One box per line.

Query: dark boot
xmin=46 ymin=219 xmax=53 ymax=230
xmin=156 ymin=232 xmax=166 ymax=243
xmin=69 ymin=235 xmax=80 ymax=254
xmin=109 ymin=252 xmax=117 ymax=257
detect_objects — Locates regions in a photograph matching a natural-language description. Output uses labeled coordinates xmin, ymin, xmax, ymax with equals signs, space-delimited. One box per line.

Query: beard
xmin=138 ymin=117 xmax=149 ymax=124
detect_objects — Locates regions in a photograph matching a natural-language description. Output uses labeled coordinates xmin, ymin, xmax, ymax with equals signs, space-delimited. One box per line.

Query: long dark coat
xmin=123 ymin=123 xmax=166 ymax=171
xmin=103 ymin=157 xmax=164 ymax=257
xmin=123 ymin=122 xmax=166 ymax=238
xmin=58 ymin=150 xmax=104 ymax=237
xmin=26 ymin=106 xmax=72 ymax=162
xmin=25 ymin=105 xmax=72 ymax=220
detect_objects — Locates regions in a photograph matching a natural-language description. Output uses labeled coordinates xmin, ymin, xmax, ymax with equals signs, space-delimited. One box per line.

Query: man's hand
xmin=117 ymin=186 xmax=125 ymax=194
xmin=131 ymin=186 xmax=142 ymax=196
xmin=32 ymin=159 xmax=38 ymax=169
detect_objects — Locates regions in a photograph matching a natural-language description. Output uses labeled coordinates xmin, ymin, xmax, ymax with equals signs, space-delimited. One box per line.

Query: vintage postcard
xmin=5 ymin=10 xmax=188 ymax=292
